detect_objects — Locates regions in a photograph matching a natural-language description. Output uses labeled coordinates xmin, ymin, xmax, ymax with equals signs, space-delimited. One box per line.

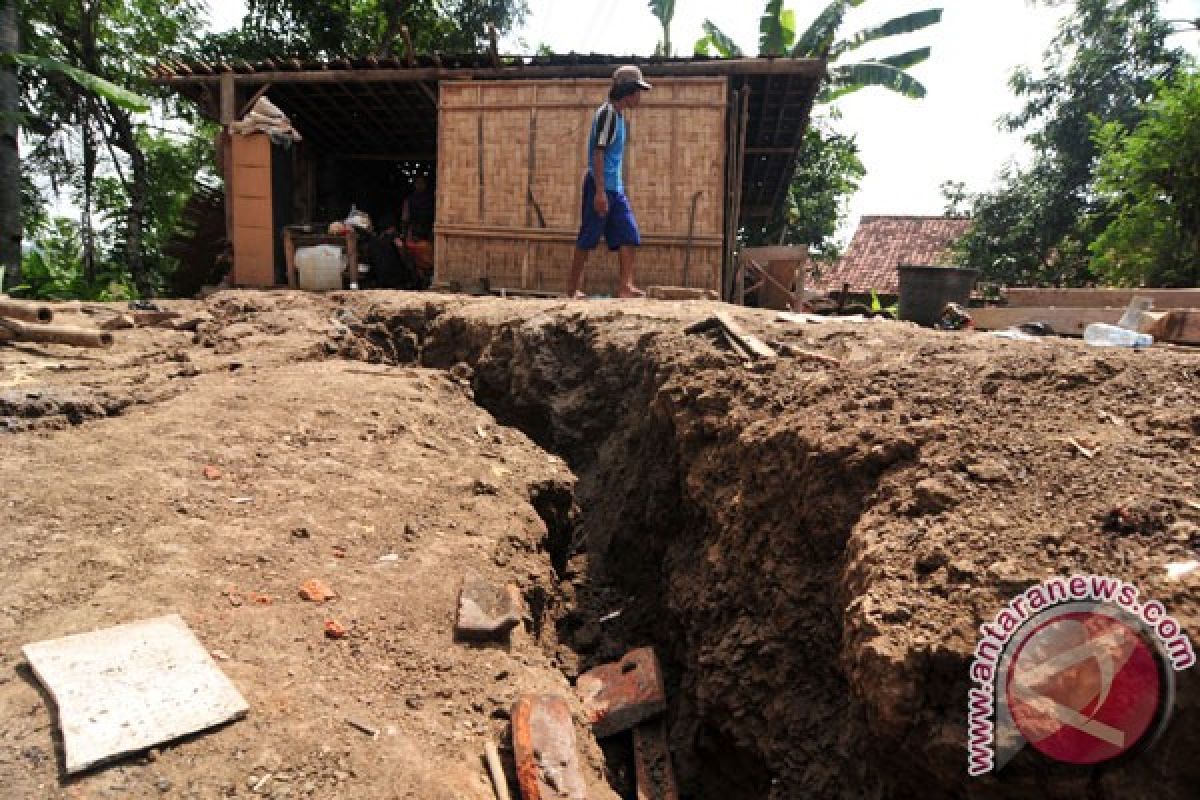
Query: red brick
xmin=576 ymin=647 xmax=666 ymax=738
xmin=511 ymin=694 xmax=587 ymax=800
xmin=633 ymin=719 xmax=679 ymax=800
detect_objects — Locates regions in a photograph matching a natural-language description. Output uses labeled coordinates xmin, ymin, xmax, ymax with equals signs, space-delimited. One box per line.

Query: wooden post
xmin=220 ymin=72 xmax=236 ymax=283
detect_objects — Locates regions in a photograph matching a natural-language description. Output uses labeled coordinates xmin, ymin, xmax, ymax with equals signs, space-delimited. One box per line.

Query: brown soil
xmin=1 ymin=290 xmax=1198 ymax=800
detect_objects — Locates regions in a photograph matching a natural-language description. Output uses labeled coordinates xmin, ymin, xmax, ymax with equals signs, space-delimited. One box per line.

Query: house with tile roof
xmin=813 ymin=215 xmax=972 ymax=296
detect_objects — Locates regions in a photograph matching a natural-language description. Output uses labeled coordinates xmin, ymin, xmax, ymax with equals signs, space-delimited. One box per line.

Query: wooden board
xmin=1144 ymin=310 xmax=1200 ymax=345
xmin=1004 ymin=288 xmax=1200 ymax=309
xmin=973 ymin=306 xmax=1200 ymax=344
xmin=230 ymin=133 xmax=275 ymax=287
xmin=435 ymin=78 xmax=727 ymax=293
xmin=970 ymin=307 xmax=1121 ymax=336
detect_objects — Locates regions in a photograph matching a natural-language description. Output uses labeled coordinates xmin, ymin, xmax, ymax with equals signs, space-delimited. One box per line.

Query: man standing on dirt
xmin=566 ymin=65 xmax=652 ymax=299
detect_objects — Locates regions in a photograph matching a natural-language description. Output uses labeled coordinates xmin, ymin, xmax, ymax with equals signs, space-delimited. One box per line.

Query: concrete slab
xmin=22 ymin=614 xmax=249 ymax=774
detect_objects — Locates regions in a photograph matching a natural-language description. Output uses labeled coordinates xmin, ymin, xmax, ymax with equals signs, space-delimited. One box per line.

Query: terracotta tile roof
xmin=813 ymin=215 xmax=972 ymax=295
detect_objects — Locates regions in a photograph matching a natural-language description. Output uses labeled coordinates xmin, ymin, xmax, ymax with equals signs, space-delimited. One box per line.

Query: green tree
xmin=201 ymin=0 xmax=529 ymax=62
xmin=648 ymin=0 xmax=676 ymax=56
xmin=1090 ymin=71 xmax=1200 ymax=287
xmin=696 ymin=0 xmax=943 ymax=100
xmin=693 ymin=1 xmax=941 ymax=252
xmin=1 ymin=0 xmax=18 ymax=288
xmin=953 ymin=0 xmax=1187 ymax=285
xmin=19 ymin=0 xmax=204 ymax=296
xmin=740 ymin=118 xmax=864 ymax=255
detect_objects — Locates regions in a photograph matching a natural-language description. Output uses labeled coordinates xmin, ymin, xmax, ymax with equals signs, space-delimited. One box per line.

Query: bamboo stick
xmin=0 ymin=317 xmax=114 ymax=348
xmin=483 ymin=741 xmax=512 ymax=800
xmin=0 ymin=296 xmax=53 ymax=323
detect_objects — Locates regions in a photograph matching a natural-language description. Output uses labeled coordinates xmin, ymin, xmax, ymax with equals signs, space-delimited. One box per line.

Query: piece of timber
xmin=969 ymin=307 xmax=1121 ymax=336
xmin=0 ymin=296 xmax=53 ymax=323
xmin=0 ymin=317 xmax=115 ymax=348
xmin=1142 ymin=310 xmax=1200 ymax=345
xmin=714 ymin=312 xmax=777 ymax=360
xmin=1003 ymin=288 xmax=1200 ymax=309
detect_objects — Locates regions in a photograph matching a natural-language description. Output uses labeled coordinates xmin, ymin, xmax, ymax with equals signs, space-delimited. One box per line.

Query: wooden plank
xmin=1144 ymin=310 xmax=1200 ymax=345
xmin=970 ymin=307 xmax=1120 ymax=335
xmin=153 ymin=58 xmax=827 ymax=88
xmin=1004 ymin=288 xmax=1200 ymax=310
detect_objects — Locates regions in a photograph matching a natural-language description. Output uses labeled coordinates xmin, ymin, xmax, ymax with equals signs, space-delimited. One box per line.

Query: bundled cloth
xmin=229 ymin=96 xmax=302 ymax=144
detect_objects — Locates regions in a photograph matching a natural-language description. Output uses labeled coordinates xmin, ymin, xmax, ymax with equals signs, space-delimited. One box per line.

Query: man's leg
xmin=616 ymin=246 xmax=643 ymax=298
xmin=567 ymin=248 xmax=589 ymax=298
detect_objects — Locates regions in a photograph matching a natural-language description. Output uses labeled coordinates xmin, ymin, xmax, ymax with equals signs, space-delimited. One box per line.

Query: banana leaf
xmin=831 ymin=9 xmax=944 ymax=59
xmin=694 ymin=19 xmax=746 ymax=58
xmin=792 ymin=0 xmax=866 ymax=58
xmin=1 ymin=53 xmax=150 ymax=112
xmin=759 ymin=0 xmax=797 ymax=56
xmin=820 ymin=61 xmax=928 ymax=103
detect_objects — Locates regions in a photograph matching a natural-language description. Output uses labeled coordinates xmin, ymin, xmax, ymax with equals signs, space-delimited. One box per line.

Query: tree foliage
xmin=953 ymin=0 xmax=1187 ymax=286
xmin=693 ymin=0 xmax=940 ymax=254
xmin=742 ymin=119 xmax=864 ymax=256
xmin=17 ymin=0 xmax=207 ymax=297
xmin=201 ymin=0 xmax=528 ymax=62
xmin=1090 ymin=70 xmax=1200 ymax=287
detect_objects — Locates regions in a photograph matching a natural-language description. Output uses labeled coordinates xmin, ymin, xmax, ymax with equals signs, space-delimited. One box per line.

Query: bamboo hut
xmin=153 ymin=53 xmax=824 ymax=297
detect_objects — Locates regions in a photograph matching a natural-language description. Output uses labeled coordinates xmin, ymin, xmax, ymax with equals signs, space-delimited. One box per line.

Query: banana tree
xmin=696 ymin=0 xmax=943 ymax=102
xmin=648 ymin=0 xmax=676 ymax=57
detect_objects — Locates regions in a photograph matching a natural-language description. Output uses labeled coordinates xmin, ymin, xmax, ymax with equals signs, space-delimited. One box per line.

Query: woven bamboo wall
xmin=436 ymin=78 xmax=726 ymax=293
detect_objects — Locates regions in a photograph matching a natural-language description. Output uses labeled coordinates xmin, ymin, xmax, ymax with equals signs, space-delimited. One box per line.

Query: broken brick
xmin=633 ymin=719 xmax=679 ymax=800
xmin=511 ymin=694 xmax=586 ymax=800
xmin=323 ymin=619 xmax=348 ymax=639
xmin=455 ymin=573 xmax=522 ymax=642
xmin=246 ymin=592 xmax=272 ymax=606
xmin=202 ymin=465 xmax=222 ymax=480
xmin=299 ymin=579 xmax=336 ymax=603
xmin=576 ymin=647 xmax=666 ymax=738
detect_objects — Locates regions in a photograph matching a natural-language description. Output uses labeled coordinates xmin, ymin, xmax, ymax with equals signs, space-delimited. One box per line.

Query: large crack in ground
xmin=4 ymin=290 xmax=1196 ymax=798
xmin=329 ymin=293 xmax=1200 ymax=800
xmin=332 ymin=301 xmax=919 ymax=799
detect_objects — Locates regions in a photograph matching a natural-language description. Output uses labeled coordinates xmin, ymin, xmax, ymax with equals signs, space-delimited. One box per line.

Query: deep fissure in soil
xmin=332 ymin=304 xmax=909 ymax=799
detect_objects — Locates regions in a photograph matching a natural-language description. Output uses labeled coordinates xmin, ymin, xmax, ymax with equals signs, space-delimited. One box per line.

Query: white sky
xmin=206 ymin=0 xmax=1200 ymax=242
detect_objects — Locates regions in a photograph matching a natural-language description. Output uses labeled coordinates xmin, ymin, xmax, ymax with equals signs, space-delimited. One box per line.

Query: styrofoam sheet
xmin=22 ymin=614 xmax=248 ymax=773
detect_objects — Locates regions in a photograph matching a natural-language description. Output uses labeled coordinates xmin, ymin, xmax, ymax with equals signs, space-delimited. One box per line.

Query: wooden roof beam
xmin=149 ymin=58 xmax=827 ymax=87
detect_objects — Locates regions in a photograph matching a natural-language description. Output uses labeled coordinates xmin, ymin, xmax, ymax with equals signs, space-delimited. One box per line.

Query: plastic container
xmin=1083 ymin=323 xmax=1153 ymax=348
xmin=897 ymin=265 xmax=980 ymax=327
xmin=294 ymin=245 xmax=346 ymax=291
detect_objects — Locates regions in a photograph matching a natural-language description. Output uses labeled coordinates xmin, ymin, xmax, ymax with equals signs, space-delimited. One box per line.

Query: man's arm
xmin=592 ymin=149 xmax=608 ymax=216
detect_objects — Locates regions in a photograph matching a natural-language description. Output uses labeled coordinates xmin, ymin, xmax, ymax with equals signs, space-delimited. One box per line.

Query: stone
xmin=22 ymin=614 xmax=248 ymax=774
xmin=455 ymin=573 xmax=523 ymax=642
xmin=966 ymin=459 xmax=1010 ymax=483
xmin=576 ymin=647 xmax=666 ymax=738
xmin=511 ymin=694 xmax=586 ymax=800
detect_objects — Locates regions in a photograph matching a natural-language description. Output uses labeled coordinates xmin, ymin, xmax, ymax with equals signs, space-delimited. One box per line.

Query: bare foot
xmin=616 ymin=286 xmax=645 ymax=299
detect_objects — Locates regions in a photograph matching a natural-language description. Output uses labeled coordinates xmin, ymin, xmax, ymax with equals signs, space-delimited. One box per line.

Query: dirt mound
xmin=2 ymin=290 xmax=1197 ymax=799
xmin=333 ymin=293 xmax=1200 ymax=799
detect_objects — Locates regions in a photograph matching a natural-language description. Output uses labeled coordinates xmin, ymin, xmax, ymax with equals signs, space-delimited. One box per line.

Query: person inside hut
xmin=402 ymin=175 xmax=435 ymax=241
xmin=567 ymin=65 xmax=652 ymax=299
xmin=399 ymin=175 xmax=435 ymax=287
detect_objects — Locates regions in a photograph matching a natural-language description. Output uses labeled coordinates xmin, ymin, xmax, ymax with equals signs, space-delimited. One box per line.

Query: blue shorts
xmin=576 ymin=174 xmax=641 ymax=251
